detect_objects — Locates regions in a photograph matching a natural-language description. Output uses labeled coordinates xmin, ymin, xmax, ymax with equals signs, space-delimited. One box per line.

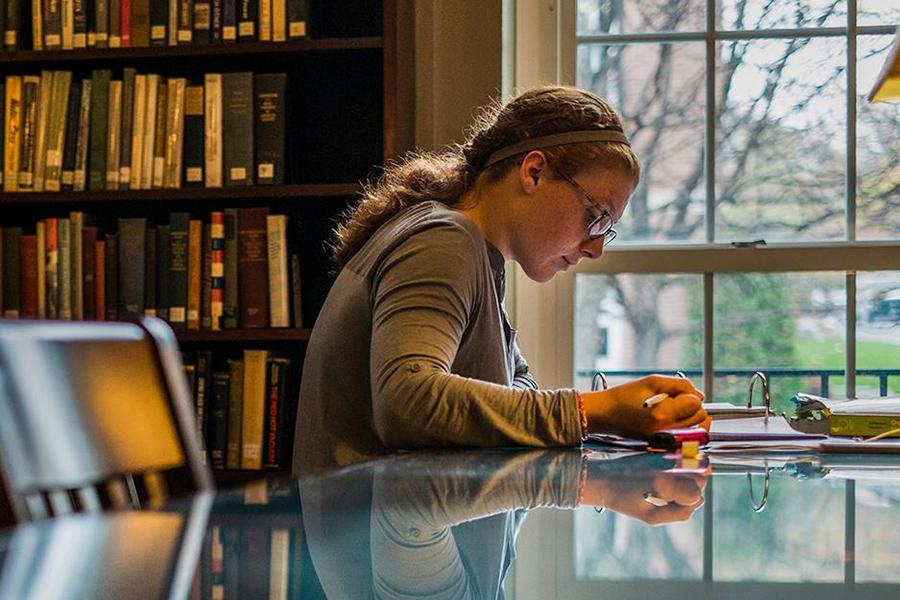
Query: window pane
xmin=857 ymin=35 xmax=900 ymax=241
xmin=575 ymin=504 xmax=704 ymax=580
xmin=858 ymin=0 xmax=900 ymax=27
xmin=857 ymin=271 xmax=900 ymax=398
xmin=856 ymin=481 xmax=900 ymax=583
xmin=577 ymin=43 xmax=706 ymax=243
xmin=713 ymin=474 xmax=845 ymax=581
xmin=712 ymin=273 xmax=846 ymax=412
xmin=715 ymin=37 xmax=847 ymax=242
xmin=574 ymin=274 xmax=703 ymax=390
xmin=718 ymin=0 xmax=847 ymax=30
xmin=577 ymin=0 xmax=706 ymax=35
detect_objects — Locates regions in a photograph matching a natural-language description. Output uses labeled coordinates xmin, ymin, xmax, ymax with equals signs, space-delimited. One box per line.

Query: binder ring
xmin=746 ymin=469 xmax=771 ymax=513
xmin=674 ymin=371 xmax=687 ymax=379
xmin=591 ymin=372 xmax=609 ymax=392
xmin=593 ymin=506 xmax=605 ymax=514
xmin=747 ymin=371 xmax=772 ymax=422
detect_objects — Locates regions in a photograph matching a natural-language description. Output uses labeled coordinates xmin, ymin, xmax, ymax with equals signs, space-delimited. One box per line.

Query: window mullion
xmin=704 ymin=272 xmax=715 ymax=400
xmin=847 ymin=0 xmax=858 ymax=243
xmin=705 ymin=0 xmax=716 ymax=245
xmin=847 ymin=271 xmax=857 ymax=399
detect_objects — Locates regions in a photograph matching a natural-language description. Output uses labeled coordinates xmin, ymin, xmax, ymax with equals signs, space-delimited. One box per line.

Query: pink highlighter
xmin=647 ymin=427 xmax=710 ymax=451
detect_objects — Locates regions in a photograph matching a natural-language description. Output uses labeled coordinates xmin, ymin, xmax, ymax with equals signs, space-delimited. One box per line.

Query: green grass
xmin=795 ymin=338 xmax=900 ymax=395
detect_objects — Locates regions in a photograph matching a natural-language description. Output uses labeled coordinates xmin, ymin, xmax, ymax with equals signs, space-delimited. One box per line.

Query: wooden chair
xmin=0 ymin=317 xmax=212 ymax=528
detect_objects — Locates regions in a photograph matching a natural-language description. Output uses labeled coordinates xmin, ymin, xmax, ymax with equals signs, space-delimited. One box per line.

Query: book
xmin=3 ymin=76 xmax=22 ymax=192
xmin=140 ymin=74 xmax=160 ymax=190
xmin=119 ymin=0 xmax=130 ymax=46
xmin=257 ymin=0 xmax=269 ymax=41
xmin=194 ymin=350 xmax=213 ymax=464
xmin=46 ymin=71 xmax=74 ymax=191
xmin=271 ymin=0 xmax=284 ymax=42
xmin=163 ymin=77 xmax=185 ymax=189
xmin=149 ymin=0 xmax=167 ymax=45
xmin=2 ymin=228 xmax=21 ymax=318
xmin=241 ymin=348 xmax=269 ymax=469
xmin=263 ymin=356 xmax=290 ymax=469
xmin=73 ymin=0 xmax=87 ymax=47
xmin=69 ymin=211 xmax=84 ymax=319
xmin=129 ymin=74 xmax=147 ymax=189
xmin=60 ymin=78 xmax=81 ymax=191
xmin=44 ymin=0 xmax=63 ymax=49
xmin=221 ymin=0 xmax=235 ymax=42
xmin=87 ymin=69 xmax=111 ymax=190
xmin=58 ymin=218 xmax=71 ymax=319
xmin=269 ymin=529 xmax=290 ymax=600
xmin=36 ymin=222 xmax=46 ymax=318
xmin=237 ymin=207 xmax=269 ymax=328
xmin=117 ymin=217 xmax=146 ymax=316
xmin=20 ymin=235 xmax=38 ymax=319
xmin=151 ymin=80 xmax=168 ymax=189
xmin=222 ymin=72 xmax=253 ymax=186
xmin=156 ymin=224 xmax=170 ymax=321
xmin=237 ymin=0 xmax=254 ymax=41
xmin=105 ymin=79 xmax=123 ymax=190
xmin=3 ymin=0 xmax=20 ymax=50
xmin=225 ymin=358 xmax=243 ymax=469
xmin=72 ymin=78 xmax=92 ymax=191
xmin=45 ymin=218 xmax=59 ymax=318
xmin=193 ymin=0 xmax=210 ymax=44
xmin=82 ymin=226 xmax=97 ymax=319
xmin=94 ymin=0 xmax=109 ymax=48
xmin=32 ymin=71 xmax=53 ymax=192
xmin=131 ymin=0 xmax=150 ymax=46
xmin=119 ymin=68 xmax=136 ymax=187
xmin=210 ymin=211 xmax=224 ymax=330
xmin=266 ymin=214 xmax=288 ymax=327
xmin=31 ymin=0 xmax=43 ymax=51
xmin=95 ymin=239 xmax=105 ymax=319
xmin=62 ymin=0 xmax=74 ymax=48
xmin=203 ymin=73 xmax=222 ymax=187
xmin=792 ymin=394 xmax=900 ymax=437
xmin=104 ymin=233 xmax=117 ymax=320
xmin=17 ymin=76 xmax=40 ymax=191
xmin=253 ymin=73 xmax=286 ymax=185
xmin=222 ymin=207 xmax=239 ymax=328
xmin=187 ymin=218 xmax=202 ymax=329
xmin=208 ymin=370 xmax=229 ymax=470
xmin=286 ymin=0 xmax=304 ymax=38
xmin=143 ymin=225 xmax=156 ymax=316
xmin=176 ymin=0 xmax=191 ymax=43
xmin=168 ymin=211 xmax=189 ymax=328
xmin=108 ymin=0 xmax=120 ymax=46
xmin=200 ymin=222 xmax=211 ymax=328
xmin=182 ymin=84 xmax=204 ymax=188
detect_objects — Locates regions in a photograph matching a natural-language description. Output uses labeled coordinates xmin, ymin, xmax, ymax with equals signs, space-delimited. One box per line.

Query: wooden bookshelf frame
xmin=0 ymin=184 xmax=363 ymax=204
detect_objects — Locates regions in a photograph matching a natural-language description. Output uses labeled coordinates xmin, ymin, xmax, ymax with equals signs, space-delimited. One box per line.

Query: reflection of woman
xmin=299 ymin=450 xmax=707 ymax=599
xmin=293 ymin=86 xmax=708 ymax=476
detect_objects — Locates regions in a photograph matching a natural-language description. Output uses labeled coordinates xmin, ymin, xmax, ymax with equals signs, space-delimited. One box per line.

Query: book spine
xmin=45 ymin=218 xmax=59 ymax=319
xmin=149 ymin=0 xmax=167 ymax=45
xmin=105 ymin=79 xmax=122 ymax=190
xmin=44 ymin=0 xmax=62 ymax=49
xmin=221 ymin=71 xmax=252 ymax=186
xmin=209 ymin=0 xmax=220 ymax=42
xmin=176 ymin=0 xmax=191 ymax=44
xmin=151 ymin=81 xmax=167 ymax=188
xmin=0 ymin=81 xmax=4 ymax=190
xmin=69 ymin=211 xmax=83 ymax=319
xmin=108 ymin=0 xmax=119 ymax=46
xmin=203 ymin=73 xmax=222 ymax=187
xmin=132 ymin=0 xmax=151 ymax=46
xmin=163 ymin=78 xmax=185 ymax=188
xmin=61 ymin=79 xmax=81 ymax=191
xmin=33 ymin=71 xmax=53 ymax=192
xmin=210 ymin=211 xmax=224 ymax=330
xmin=257 ymin=0 xmax=269 ymax=41
xmin=271 ymin=0 xmax=283 ymax=42
xmin=155 ymin=225 xmax=169 ymax=321
xmin=253 ymin=73 xmax=286 ymax=185
xmin=209 ymin=371 xmax=229 ymax=469
xmin=187 ymin=218 xmax=202 ymax=329
xmin=240 ymin=349 xmax=268 ymax=469
xmin=182 ymin=84 xmax=204 ymax=188
xmin=222 ymin=207 xmax=239 ymax=328
xmin=73 ymin=0 xmax=86 ymax=46
xmin=237 ymin=206 xmax=268 ymax=328
xmin=2 ymin=77 xmax=21 ymax=192
xmin=140 ymin=74 xmax=159 ymax=190
xmin=128 ymin=74 xmax=146 ymax=189
xmin=62 ymin=0 xmax=74 ymax=48
xmin=15 ymin=235 xmax=35 ymax=318
xmin=167 ymin=211 xmax=189 ymax=328
xmin=95 ymin=239 xmax=105 ymax=319
xmin=82 ymin=226 xmax=97 ymax=319
xmin=167 ymin=0 xmax=177 ymax=45
xmin=236 ymin=0 xmax=253 ymax=41
xmin=192 ymin=0 xmax=209 ymax=44
xmin=17 ymin=76 xmax=40 ymax=192
xmin=36 ymin=222 xmax=46 ymax=318
xmin=262 ymin=357 xmax=289 ymax=468
xmin=117 ymin=218 xmax=146 ymax=316
xmin=73 ymin=78 xmax=92 ymax=191
xmin=31 ymin=0 xmax=43 ymax=51
xmin=224 ymin=358 xmax=243 ymax=468
xmin=94 ymin=0 xmax=108 ymax=47
xmin=290 ymin=251 xmax=302 ymax=327
xmin=3 ymin=0 xmax=19 ymax=50
xmin=2 ymin=228 xmax=22 ymax=318
xmin=58 ymin=218 xmax=71 ymax=319
xmin=45 ymin=71 xmax=73 ymax=191
xmin=194 ymin=350 xmax=212 ymax=464
xmin=286 ymin=0 xmax=304 ymax=38
xmin=87 ymin=69 xmax=111 ymax=190
xmin=104 ymin=232 xmax=117 ymax=319
xmin=220 ymin=0 xmax=234 ymax=42
xmin=143 ymin=225 xmax=156 ymax=316
xmin=200 ymin=222 xmax=211 ymax=328
xmin=118 ymin=68 xmax=135 ymax=187
xmin=266 ymin=214 xmax=288 ymax=327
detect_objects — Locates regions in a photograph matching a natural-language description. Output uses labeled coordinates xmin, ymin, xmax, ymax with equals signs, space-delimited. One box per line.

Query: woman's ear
xmin=519 ymin=151 xmax=548 ymax=195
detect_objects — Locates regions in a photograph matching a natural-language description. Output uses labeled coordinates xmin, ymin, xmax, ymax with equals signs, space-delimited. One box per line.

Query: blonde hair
xmin=331 ymin=86 xmax=641 ymax=268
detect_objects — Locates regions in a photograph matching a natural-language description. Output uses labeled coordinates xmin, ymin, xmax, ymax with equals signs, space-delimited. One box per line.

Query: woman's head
xmin=331 ymin=86 xmax=640 ymax=270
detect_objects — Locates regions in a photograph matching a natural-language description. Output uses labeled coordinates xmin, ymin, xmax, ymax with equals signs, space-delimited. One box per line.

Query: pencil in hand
xmin=643 ymin=393 xmax=668 ymax=409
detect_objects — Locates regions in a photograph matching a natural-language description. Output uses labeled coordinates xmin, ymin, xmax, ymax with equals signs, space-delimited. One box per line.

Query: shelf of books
xmin=0 ymin=0 xmax=398 ymax=487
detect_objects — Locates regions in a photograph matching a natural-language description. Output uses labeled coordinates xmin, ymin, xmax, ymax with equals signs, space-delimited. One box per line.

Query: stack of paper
xmin=791 ymin=393 xmax=900 ymax=437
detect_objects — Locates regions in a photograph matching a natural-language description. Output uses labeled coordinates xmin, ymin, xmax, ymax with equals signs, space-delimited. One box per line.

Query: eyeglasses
xmin=556 ymin=170 xmax=618 ymax=246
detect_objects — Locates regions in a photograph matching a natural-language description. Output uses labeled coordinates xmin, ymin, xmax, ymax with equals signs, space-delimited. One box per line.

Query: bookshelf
xmin=0 ymin=0 xmax=406 ymax=485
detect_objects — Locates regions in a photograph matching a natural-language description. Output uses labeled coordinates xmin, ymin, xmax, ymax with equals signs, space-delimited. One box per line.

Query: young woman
xmin=293 ymin=86 xmax=709 ymax=475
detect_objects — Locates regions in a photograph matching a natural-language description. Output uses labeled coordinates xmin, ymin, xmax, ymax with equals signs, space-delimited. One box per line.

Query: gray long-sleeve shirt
xmin=293 ymin=201 xmax=583 ymax=476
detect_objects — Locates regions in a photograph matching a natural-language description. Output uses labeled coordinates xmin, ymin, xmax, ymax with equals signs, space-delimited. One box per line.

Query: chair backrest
xmin=0 ymin=317 xmax=212 ymax=527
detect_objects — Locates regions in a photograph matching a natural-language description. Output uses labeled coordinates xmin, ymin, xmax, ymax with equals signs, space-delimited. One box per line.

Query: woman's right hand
xmin=582 ymin=375 xmax=710 ymax=438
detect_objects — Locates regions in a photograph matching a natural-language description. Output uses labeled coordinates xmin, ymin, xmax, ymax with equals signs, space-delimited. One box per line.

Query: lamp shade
xmin=868 ymin=26 xmax=900 ymax=103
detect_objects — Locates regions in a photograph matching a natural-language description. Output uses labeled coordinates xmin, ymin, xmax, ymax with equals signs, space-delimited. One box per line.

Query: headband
xmin=481 ymin=130 xmax=630 ymax=169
